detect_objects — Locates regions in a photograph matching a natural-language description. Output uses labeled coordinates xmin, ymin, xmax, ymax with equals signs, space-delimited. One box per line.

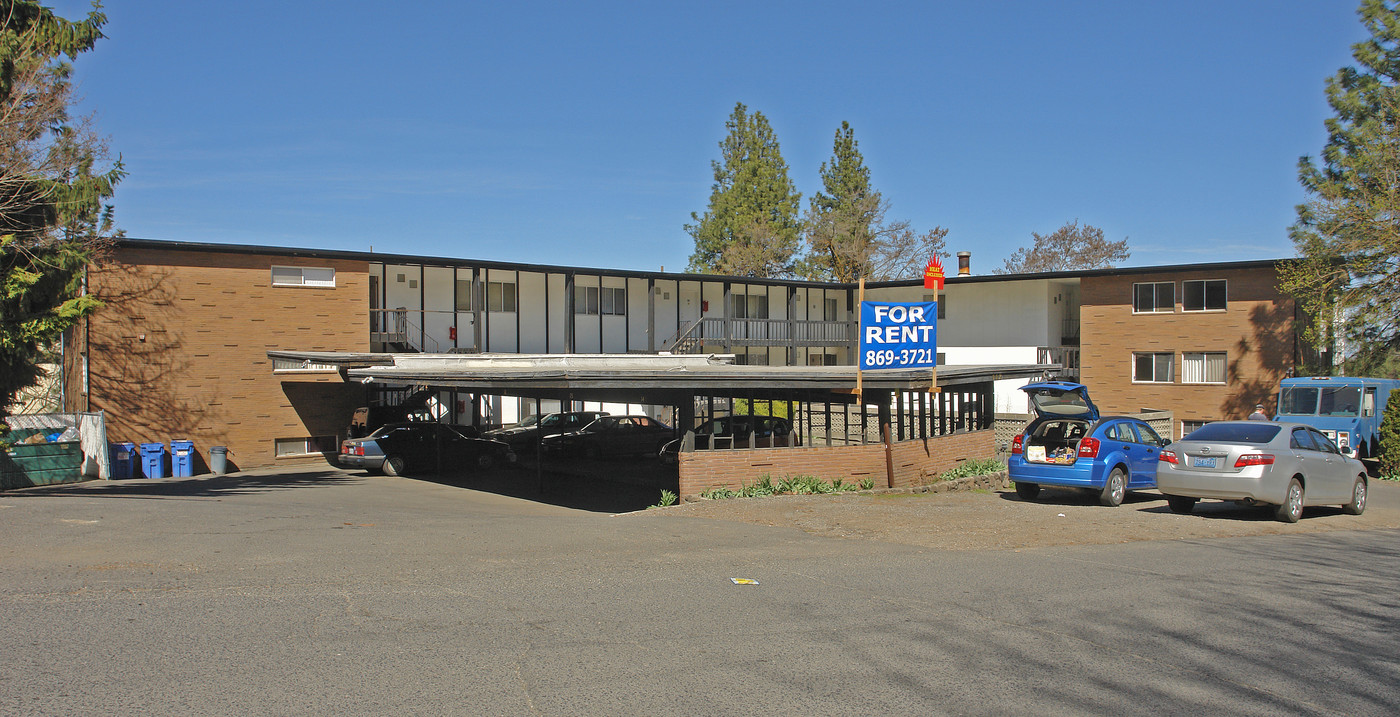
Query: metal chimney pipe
xmin=957 ymin=251 xmax=971 ymax=276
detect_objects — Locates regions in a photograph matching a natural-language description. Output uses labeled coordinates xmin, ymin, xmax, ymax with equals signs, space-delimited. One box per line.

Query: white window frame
xmin=1132 ymin=351 xmax=1175 ymax=383
xmin=275 ymin=436 xmax=337 ymax=457
xmin=1180 ymin=419 xmax=1211 ymax=439
xmin=1132 ymin=282 xmax=1174 ymax=314
xmin=1181 ymin=352 xmax=1227 ymax=384
xmin=271 ymin=266 xmax=335 ymax=288
xmin=1181 ymin=279 xmax=1227 ymax=312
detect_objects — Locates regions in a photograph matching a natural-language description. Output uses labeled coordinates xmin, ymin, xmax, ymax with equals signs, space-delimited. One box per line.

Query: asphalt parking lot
xmin=3 ymin=467 xmax=1399 ymax=715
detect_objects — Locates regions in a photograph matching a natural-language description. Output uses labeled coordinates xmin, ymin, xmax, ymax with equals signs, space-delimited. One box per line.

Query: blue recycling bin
xmin=109 ymin=442 xmax=136 ymax=479
xmin=170 ymin=439 xmax=194 ymax=477
xmin=139 ymin=442 xmax=166 ymax=479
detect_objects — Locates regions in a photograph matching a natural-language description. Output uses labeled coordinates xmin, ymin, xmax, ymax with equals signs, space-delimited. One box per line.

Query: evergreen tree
xmin=1 ymin=1 xmax=122 ymax=418
xmin=1282 ymin=0 xmax=1400 ymax=373
xmin=686 ymin=103 xmax=801 ymax=277
xmin=995 ymin=220 xmax=1129 ymax=275
xmin=1380 ymin=389 xmax=1400 ymax=476
xmin=799 ymin=121 xmax=948 ymax=282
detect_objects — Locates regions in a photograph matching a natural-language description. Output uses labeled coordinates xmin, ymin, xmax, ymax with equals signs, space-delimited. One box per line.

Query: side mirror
xmin=1159 ymin=438 xmax=1171 ymax=447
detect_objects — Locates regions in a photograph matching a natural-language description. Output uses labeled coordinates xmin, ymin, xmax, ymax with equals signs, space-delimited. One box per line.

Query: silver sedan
xmin=1156 ymin=421 xmax=1368 ymax=523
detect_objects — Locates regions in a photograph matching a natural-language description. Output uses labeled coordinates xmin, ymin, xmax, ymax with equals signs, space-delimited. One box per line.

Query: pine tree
xmin=799 ymin=121 xmax=948 ymax=282
xmin=685 ymin=103 xmax=802 ymax=277
xmin=1380 ymin=389 xmax=1400 ymax=475
xmin=1281 ymin=0 xmax=1400 ymax=373
xmin=1 ymin=1 xmax=122 ymax=419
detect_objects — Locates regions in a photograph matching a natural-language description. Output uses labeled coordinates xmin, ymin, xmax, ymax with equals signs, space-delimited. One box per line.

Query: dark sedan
xmin=484 ymin=411 xmax=608 ymax=450
xmin=658 ymin=415 xmax=798 ymax=464
xmin=339 ymin=422 xmax=516 ymax=476
xmin=542 ymin=415 xmax=673 ymax=459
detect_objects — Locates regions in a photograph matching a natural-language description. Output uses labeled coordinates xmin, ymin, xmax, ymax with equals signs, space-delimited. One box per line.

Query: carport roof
xmin=268 ymin=351 xmax=1051 ymax=396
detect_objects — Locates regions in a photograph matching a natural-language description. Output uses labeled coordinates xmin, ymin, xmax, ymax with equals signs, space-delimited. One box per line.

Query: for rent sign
xmin=859 ymin=301 xmax=938 ymax=370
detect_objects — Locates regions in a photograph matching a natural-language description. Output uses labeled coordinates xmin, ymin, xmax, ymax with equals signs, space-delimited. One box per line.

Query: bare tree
xmin=801 ymin=192 xmax=949 ymax=282
xmin=996 ymin=220 xmax=1129 ymax=274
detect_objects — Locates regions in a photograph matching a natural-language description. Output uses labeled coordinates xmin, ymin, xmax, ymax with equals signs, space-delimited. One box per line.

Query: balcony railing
xmin=1037 ymin=346 xmax=1080 ymax=379
xmin=665 ymin=317 xmax=856 ymax=351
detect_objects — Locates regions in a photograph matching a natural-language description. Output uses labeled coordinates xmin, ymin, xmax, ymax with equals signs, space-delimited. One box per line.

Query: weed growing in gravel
xmin=699 ymin=474 xmax=863 ymax=500
xmin=648 ymin=490 xmax=678 ymax=509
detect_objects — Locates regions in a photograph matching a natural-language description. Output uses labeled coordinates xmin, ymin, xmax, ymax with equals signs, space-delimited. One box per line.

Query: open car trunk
xmin=1023 ymin=419 xmax=1092 ymax=465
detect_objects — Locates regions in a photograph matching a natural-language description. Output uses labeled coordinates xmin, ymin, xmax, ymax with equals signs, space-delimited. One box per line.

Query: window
xmin=1181 ymin=420 xmax=1215 ymax=436
xmin=575 ymin=286 xmax=626 ymax=315
xmin=823 ymin=298 xmax=839 ymax=322
xmin=455 ymin=280 xmax=473 ymax=311
xmin=1290 ymin=428 xmax=1319 ymax=451
xmin=1132 ymin=282 xmax=1173 ymax=313
xmin=487 ymin=281 xmax=516 ymax=312
xmin=1182 ymin=279 xmax=1226 ymax=311
xmin=271 ymin=266 xmax=335 ymax=288
xmin=923 ymin=293 xmax=947 ymax=319
xmin=731 ymin=293 xmax=769 ymax=319
xmin=272 ymin=358 xmax=337 ymax=373
xmin=1181 ymin=352 xmax=1227 ymax=384
xmin=1133 ymin=423 xmax=1164 ymax=445
xmin=1132 ymin=352 xmax=1174 ymax=383
xmin=275 ymin=436 xmax=337 ymax=457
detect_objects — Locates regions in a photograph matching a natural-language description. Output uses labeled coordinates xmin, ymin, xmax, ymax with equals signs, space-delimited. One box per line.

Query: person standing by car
xmin=1248 ymin=403 xmax=1270 ymax=421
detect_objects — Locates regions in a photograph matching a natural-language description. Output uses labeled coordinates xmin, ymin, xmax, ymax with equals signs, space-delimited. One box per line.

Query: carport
xmin=268 ymin=351 xmax=1049 ymax=495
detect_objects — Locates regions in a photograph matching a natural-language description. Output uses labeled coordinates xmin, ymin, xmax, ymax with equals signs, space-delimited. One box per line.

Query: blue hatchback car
xmin=1007 ymin=381 xmax=1168 ymax=506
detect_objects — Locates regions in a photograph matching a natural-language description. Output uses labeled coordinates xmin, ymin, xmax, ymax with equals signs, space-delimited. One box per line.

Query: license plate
xmin=1192 ymin=456 xmax=1218 ymax=468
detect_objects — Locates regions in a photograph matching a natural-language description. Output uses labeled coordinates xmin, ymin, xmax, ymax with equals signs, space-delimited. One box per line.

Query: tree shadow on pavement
xmin=0 ymin=470 xmax=358 ymax=500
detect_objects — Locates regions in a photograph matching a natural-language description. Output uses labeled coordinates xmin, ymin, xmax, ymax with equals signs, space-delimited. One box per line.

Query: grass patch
xmin=700 ymin=474 xmax=864 ymax=500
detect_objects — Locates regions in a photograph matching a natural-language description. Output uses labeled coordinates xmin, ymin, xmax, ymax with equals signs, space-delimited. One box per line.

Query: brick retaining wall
xmin=677 ymin=429 xmax=995 ymax=496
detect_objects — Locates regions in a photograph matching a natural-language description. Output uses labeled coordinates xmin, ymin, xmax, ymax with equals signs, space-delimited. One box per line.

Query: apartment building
xmin=61 ymin=239 xmax=1299 ymax=472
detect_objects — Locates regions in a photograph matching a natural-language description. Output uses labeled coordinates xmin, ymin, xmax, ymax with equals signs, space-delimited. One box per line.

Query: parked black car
xmin=658 ymin=415 xmax=798 ymax=464
xmin=484 ymin=411 xmax=608 ymax=450
xmin=542 ymin=415 xmax=673 ymax=458
xmin=339 ymin=422 xmax=516 ymax=476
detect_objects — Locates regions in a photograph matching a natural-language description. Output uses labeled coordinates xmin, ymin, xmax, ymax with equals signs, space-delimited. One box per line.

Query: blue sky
xmin=56 ymin=1 xmax=1365 ymax=274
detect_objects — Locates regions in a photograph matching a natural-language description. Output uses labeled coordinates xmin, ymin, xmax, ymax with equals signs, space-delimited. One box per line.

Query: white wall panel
xmin=518 ymin=271 xmax=548 ymax=353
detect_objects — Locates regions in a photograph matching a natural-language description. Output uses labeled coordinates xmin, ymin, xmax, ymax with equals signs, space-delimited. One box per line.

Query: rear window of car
xmin=1183 ymin=423 xmax=1281 ymax=443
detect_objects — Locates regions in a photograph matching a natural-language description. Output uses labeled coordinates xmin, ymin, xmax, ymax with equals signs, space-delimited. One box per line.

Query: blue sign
xmin=859 ymin=301 xmax=938 ymax=370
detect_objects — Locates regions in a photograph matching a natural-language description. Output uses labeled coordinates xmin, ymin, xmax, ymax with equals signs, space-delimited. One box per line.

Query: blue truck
xmin=1274 ymin=376 xmax=1400 ymax=460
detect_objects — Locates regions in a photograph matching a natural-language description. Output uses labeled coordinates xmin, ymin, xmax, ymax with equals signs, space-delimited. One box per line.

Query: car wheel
xmin=1344 ymin=476 xmax=1367 ymax=515
xmin=1275 ymin=478 xmax=1304 ymax=523
xmin=476 ymin=452 xmax=496 ymax=471
xmin=1166 ymin=495 xmax=1197 ymax=514
xmin=1015 ymin=482 xmax=1040 ymax=501
xmin=383 ymin=455 xmax=406 ymax=477
xmin=1099 ymin=467 xmax=1127 ymax=507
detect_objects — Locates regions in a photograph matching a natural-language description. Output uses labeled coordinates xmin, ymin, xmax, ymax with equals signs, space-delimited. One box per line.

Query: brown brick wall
xmin=1079 ymin=266 xmax=1294 ymax=438
xmin=677 ymin=429 xmax=995 ymax=496
xmin=66 ymin=247 xmax=371 ymax=470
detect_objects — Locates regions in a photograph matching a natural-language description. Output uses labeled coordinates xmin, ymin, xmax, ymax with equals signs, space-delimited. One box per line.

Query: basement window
xmin=272 ymin=266 xmax=335 ymax=288
xmin=275 ymin=436 xmax=338 ymax=457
